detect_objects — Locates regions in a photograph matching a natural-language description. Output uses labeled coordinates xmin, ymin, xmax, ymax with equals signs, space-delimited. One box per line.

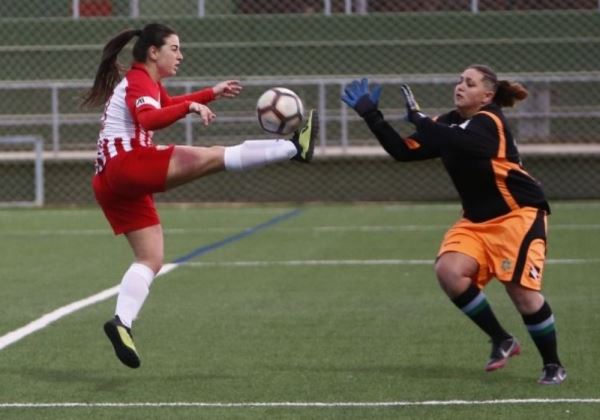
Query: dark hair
xmin=467 ymin=64 xmax=528 ymax=107
xmin=82 ymin=23 xmax=176 ymax=107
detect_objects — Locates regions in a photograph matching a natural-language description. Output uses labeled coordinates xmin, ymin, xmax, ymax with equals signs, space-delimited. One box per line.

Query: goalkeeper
xmin=341 ymin=65 xmax=566 ymax=385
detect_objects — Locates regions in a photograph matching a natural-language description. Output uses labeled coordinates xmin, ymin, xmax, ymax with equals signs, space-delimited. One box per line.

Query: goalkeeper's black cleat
xmin=538 ymin=363 xmax=567 ymax=385
xmin=486 ymin=336 xmax=520 ymax=372
xmin=290 ymin=109 xmax=317 ymax=163
xmin=103 ymin=316 xmax=141 ymax=369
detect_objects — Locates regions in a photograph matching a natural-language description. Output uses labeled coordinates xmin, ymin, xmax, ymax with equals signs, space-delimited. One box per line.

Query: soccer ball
xmin=256 ymin=87 xmax=305 ymax=135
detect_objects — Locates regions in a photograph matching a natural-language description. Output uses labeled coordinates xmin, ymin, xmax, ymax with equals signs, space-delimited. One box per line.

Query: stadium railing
xmin=0 ymin=135 xmax=45 ymax=206
xmin=0 ymin=73 xmax=599 ymax=159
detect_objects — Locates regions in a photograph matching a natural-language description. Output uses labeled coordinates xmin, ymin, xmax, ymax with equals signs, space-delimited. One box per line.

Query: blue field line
xmin=0 ymin=208 xmax=302 ymax=351
xmin=172 ymin=208 xmax=302 ymax=264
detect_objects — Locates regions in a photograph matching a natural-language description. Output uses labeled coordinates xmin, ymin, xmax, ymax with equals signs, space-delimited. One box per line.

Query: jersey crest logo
xmin=529 ymin=265 xmax=541 ymax=281
xmin=135 ymin=96 xmax=160 ymax=109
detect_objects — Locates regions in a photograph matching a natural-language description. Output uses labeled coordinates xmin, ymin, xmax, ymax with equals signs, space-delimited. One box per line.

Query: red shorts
xmin=92 ymin=145 xmax=175 ymax=235
xmin=438 ymin=207 xmax=548 ymax=291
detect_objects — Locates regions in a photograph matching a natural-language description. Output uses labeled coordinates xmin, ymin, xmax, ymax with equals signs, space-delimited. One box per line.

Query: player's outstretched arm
xmin=341 ymin=77 xmax=382 ymax=117
xmin=400 ymin=84 xmax=427 ymax=125
xmin=168 ymin=80 xmax=242 ymax=106
xmin=136 ymin=101 xmax=216 ymax=130
xmin=341 ymin=79 xmax=440 ymax=161
xmin=212 ymin=80 xmax=242 ymax=99
xmin=188 ymin=102 xmax=216 ymax=127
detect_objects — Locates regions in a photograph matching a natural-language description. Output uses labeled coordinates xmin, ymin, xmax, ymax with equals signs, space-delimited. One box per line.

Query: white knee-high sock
xmin=223 ymin=139 xmax=297 ymax=171
xmin=115 ymin=262 xmax=155 ymax=328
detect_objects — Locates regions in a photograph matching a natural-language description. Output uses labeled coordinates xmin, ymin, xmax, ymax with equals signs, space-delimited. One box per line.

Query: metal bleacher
xmin=0 ymin=1 xmax=599 ymax=204
xmin=1 ymin=4 xmax=599 ymax=158
xmin=1 ymin=74 xmax=599 ymax=161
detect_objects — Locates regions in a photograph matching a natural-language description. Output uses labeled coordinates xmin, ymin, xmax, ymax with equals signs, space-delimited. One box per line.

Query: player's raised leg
xmin=165 ymin=109 xmax=318 ymax=189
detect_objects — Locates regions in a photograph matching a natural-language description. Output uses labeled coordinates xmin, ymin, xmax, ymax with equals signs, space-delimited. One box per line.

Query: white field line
xmin=2 ymin=224 xmax=600 ymax=236
xmin=182 ymin=258 xmax=600 ymax=268
xmin=0 ymin=263 xmax=178 ymax=351
xmin=0 ymin=225 xmax=450 ymax=236
xmin=0 ymin=256 xmax=597 ymax=351
xmin=1 ymin=399 xmax=599 ymax=408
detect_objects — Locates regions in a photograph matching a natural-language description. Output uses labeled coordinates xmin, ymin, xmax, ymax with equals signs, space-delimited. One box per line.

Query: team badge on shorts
xmin=502 ymin=259 xmax=512 ymax=272
xmin=529 ymin=265 xmax=541 ymax=281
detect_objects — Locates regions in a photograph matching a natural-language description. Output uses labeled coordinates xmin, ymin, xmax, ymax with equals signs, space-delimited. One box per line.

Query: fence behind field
xmin=0 ymin=2 xmax=598 ymax=204
xmin=1 ymin=73 xmax=599 ymax=155
xmin=2 ymin=1 xmax=600 ymax=18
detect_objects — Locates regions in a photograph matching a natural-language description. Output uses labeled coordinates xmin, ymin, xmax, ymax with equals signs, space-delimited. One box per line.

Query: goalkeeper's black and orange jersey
xmin=363 ymin=103 xmax=550 ymax=222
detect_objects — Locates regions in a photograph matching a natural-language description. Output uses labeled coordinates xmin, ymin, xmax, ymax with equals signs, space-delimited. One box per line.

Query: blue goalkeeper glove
xmin=400 ymin=84 xmax=427 ymax=125
xmin=341 ymin=77 xmax=382 ymax=116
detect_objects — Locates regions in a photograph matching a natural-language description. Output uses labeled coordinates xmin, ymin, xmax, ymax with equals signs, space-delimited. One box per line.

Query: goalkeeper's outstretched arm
xmin=361 ymin=109 xmax=439 ymax=161
xmin=341 ymin=78 xmax=439 ymax=161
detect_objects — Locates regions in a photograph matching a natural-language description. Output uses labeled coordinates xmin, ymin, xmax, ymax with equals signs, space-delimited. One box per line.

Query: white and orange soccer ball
xmin=256 ymin=87 xmax=305 ymax=135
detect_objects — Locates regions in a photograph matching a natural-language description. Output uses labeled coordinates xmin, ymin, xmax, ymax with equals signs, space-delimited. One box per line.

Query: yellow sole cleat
xmin=291 ymin=109 xmax=318 ymax=163
xmin=104 ymin=316 xmax=141 ymax=368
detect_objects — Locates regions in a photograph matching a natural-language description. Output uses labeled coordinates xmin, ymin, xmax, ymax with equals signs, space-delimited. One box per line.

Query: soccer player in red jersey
xmin=83 ymin=23 xmax=317 ymax=368
xmin=341 ymin=65 xmax=566 ymax=385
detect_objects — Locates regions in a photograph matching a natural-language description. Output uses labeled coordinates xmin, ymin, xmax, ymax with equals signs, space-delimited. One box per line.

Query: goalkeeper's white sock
xmin=223 ymin=139 xmax=297 ymax=172
xmin=115 ymin=262 xmax=155 ymax=328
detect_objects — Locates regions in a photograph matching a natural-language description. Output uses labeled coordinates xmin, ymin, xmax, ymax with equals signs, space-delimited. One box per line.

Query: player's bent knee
xmin=133 ymin=251 xmax=163 ymax=274
xmin=435 ymin=253 xmax=479 ymax=296
xmin=435 ymin=256 xmax=460 ymax=283
xmin=435 ymin=261 xmax=458 ymax=288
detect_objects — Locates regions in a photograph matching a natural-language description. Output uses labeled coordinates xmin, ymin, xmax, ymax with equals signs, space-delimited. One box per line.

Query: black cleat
xmin=486 ymin=336 xmax=521 ymax=372
xmin=290 ymin=109 xmax=318 ymax=163
xmin=538 ymin=363 xmax=567 ymax=385
xmin=103 ymin=316 xmax=141 ymax=368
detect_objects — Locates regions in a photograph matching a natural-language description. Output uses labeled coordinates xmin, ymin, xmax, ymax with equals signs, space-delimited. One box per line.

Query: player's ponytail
xmin=82 ymin=23 xmax=176 ymax=107
xmin=467 ymin=64 xmax=528 ymax=108
xmin=82 ymin=28 xmax=140 ymax=107
xmin=494 ymin=80 xmax=528 ymax=107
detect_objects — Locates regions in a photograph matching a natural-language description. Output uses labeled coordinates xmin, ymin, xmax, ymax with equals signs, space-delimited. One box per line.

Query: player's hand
xmin=341 ymin=77 xmax=382 ymax=116
xmin=212 ymin=80 xmax=242 ymax=99
xmin=400 ymin=84 xmax=427 ymax=125
xmin=189 ymin=102 xmax=216 ymax=126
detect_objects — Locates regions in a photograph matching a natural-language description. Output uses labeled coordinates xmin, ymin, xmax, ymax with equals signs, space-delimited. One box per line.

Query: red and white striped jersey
xmin=95 ymin=63 xmax=215 ymax=173
xmin=95 ymin=64 xmax=161 ymax=173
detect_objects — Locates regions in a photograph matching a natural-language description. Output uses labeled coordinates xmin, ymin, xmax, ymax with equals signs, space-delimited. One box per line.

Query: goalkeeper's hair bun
xmin=494 ymin=80 xmax=528 ymax=107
